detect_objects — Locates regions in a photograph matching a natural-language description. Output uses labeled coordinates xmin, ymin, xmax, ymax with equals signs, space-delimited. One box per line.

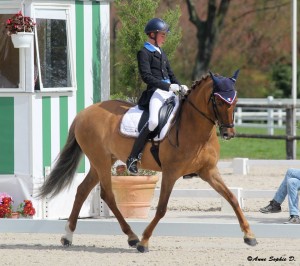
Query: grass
xmin=219 ymin=126 xmax=300 ymax=159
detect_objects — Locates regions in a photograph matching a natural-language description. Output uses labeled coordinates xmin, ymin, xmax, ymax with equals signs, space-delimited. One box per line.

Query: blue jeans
xmin=274 ymin=168 xmax=300 ymax=216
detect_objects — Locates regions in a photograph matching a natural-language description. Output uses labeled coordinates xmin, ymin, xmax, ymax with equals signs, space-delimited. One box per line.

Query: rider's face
xmin=149 ymin=31 xmax=167 ymax=47
xmin=156 ymin=32 xmax=167 ymax=47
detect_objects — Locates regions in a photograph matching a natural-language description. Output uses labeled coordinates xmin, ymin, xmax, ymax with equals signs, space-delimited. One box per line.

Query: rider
xmin=126 ymin=18 xmax=189 ymax=175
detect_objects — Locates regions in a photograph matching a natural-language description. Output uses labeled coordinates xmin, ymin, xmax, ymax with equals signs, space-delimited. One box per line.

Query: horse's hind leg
xmin=61 ymin=167 xmax=99 ymax=246
xmin=203 ymin=168 xmax=257 ymax=246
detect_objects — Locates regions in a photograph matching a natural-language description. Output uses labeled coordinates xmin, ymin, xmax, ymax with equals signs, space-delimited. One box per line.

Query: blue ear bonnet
xmin=209 ymin=70 xmax=239 ymax=104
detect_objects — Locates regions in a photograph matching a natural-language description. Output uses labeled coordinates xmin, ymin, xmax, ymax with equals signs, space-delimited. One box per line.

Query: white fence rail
xmin=152 ymin=159 xmax=300 ymax=213
xmin=235 ymin=97 xmax=300 ymax=135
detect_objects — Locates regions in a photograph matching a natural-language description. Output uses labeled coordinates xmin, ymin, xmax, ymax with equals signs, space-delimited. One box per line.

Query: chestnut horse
xmin=38 ymin=71 xmax=257 ymax=252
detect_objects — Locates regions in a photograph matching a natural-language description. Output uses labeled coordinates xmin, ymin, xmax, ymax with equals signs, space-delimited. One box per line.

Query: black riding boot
xmin=126 ymin=124 xmax=151 ymax=175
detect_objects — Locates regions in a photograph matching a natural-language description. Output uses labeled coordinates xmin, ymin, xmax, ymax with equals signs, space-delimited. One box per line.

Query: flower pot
xmin=112 ymin=175 xmax=159 ymax=218
xmin=10 ymin=212 xmax=20 ymax=219
xmin=11 ymin=32 xmax=34 ymax=48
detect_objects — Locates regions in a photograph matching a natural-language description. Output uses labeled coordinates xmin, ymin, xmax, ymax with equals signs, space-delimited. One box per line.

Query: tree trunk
xmin=186 ymin=0 xmax=230 ymax=80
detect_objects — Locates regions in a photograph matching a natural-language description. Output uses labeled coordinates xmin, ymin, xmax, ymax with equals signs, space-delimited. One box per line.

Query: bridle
xmin=209 ymin=93 xmax=235 ymax=129
xmin=169 ymin=85 xmax=236 ymax=148
xmin=184 ymin=88 xmax=235 ymax=130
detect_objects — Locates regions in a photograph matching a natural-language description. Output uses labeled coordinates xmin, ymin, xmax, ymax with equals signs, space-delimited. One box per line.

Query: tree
xmin=112 ymin=0 xmax=182 ymax=102
xmin=185 ymin=0 xmax=230 ymax=80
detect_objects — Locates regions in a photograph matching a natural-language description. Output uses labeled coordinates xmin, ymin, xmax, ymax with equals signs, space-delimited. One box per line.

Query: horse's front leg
xmin=137 ymin=174 xmax=177 ymax=253
xmin=100 ymin=181 xmax=140 ymax=247
xmin=202 ymin=168 xmax=257 ymax=246
xmin=61 ymin=167 xmax=99 ymax=246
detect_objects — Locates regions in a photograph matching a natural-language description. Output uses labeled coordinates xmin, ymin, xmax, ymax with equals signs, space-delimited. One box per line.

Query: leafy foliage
xmin=112 ymin=0 xmax=182 ymax=102
xmin=271 ymin=64 xmax=292 ymax=98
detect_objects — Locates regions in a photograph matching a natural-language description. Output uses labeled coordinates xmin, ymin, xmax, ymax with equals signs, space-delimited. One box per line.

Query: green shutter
xmin=59 ymin=96 xmax=68 ymax=149
xmin=42 ymin=96 xmax=51 ymax=170
xmin=0 ymin=97 xmax=14 ymax=174
xmin=92 ymin=2 xmax=101 ymax=103
xmin=76 ymin=1 xmax=85 ymax=173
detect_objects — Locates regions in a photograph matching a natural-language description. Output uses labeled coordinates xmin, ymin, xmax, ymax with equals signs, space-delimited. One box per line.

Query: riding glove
xmin=180 ymin=85 xmax=189 ymax=95
xmin=169 ymin=84 xmax=189 ymax=95
xmin=169 ymin=84 xmax=180 ymax=92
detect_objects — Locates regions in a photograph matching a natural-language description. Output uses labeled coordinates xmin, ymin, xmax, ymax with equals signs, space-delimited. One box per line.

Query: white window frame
xmin=0 ymin=2 xmax=25 ymax=92
xmin=33 ymin=4 xmax=76 ymax=92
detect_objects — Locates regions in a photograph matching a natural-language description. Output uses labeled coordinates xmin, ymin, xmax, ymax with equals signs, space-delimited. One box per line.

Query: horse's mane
xmin=190 ymin=73 xmax=211 ymax=91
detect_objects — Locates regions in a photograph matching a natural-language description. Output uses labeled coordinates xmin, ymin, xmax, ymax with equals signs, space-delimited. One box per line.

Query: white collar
xmin=146 ymin=42 xmax=161 ymax=54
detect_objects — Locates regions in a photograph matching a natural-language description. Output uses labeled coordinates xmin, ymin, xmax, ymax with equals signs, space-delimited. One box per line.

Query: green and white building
xmin=0 ymin=0 xmax=111 ymax=218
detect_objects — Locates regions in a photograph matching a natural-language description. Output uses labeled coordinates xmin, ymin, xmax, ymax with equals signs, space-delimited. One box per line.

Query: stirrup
xmin=126 ymin=157 xmax=138 ymax=175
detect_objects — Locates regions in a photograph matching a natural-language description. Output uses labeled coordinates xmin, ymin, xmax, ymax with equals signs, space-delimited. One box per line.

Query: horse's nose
xmin=221 ymin=128 xmax=235 ymax=140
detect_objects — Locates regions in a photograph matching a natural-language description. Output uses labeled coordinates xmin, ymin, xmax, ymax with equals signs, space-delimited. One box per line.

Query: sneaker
xmin=284 ymin=215 xmax=300 ymax=224
xmin=259 ymin=200 xmax=281 ymax=213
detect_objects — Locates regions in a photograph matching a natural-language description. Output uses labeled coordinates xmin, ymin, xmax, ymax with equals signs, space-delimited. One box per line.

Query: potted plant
xmin=111 ymin=162 xmax=159 ymax=219
xmin=0 ymin=193 xmax=13 ymax=218
xmin=5 ymin=11 xmax=35 ymax=48
xmin=17 ymin=200 xmax=36 ymax=218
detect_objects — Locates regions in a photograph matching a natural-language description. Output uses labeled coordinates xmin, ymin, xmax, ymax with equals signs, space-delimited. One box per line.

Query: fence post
xmin=286 ymin=107 xmax=295 ymax=159
xmin=236 ymin=107 xmax=242 ymax=125
xmin=277 ymin=109 xmax=283 ymax=127
xmin=267 ymin=96 xmax=274 ymax=135
xmin=221 ymin=187 xmax=244 ymax=213
xmin=233 ymin=158 xmax=249 ymax=175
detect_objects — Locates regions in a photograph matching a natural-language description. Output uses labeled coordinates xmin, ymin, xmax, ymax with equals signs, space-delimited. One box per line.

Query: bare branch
xmin=232 ymin=1 xmax=290 ymax=22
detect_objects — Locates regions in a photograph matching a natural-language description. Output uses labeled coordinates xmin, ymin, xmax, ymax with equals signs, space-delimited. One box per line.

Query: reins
xmin=185 ymin=95 xmax=216 ymax=126
xmin=168 ymin=81 xmax=235 ymax=147
xmin=167 ymin=92 xmax=216 ymax=148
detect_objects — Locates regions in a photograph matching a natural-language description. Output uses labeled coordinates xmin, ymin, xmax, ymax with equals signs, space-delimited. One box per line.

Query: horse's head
xmin=209 ymin=70 xmax=239 ymax=140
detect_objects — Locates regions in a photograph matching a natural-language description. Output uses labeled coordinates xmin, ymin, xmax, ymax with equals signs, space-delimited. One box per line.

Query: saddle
xmin=120 ymin=96 xmax=179 ymax=166
xmin=120 ymin=95 xmax=179 ymax=141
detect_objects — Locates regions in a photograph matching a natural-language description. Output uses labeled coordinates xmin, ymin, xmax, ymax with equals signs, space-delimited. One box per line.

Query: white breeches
xmin=148 ymin=89 xmax=174 ymax=131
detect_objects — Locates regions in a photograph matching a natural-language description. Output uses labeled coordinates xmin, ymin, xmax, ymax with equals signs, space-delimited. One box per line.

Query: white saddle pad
xmin=120 ymin=96 xmax=180 ymax=141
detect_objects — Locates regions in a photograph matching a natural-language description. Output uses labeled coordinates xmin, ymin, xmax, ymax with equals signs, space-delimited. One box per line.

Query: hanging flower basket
xmin=11 ymin=32 xmax=34 ymax=48
xmin=4 ymin=11 xmax=35 ymax=49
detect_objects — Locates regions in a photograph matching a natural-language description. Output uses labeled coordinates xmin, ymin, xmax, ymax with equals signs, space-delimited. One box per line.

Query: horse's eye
xmin=217 ymin=100 xmax=224 ymax=106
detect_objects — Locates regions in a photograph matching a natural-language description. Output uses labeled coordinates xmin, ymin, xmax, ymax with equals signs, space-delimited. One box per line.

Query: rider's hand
xmin=169 ymin=84 xmax=180 ymax=93
xmin=180 ymin=85 xmax=189 ymax=95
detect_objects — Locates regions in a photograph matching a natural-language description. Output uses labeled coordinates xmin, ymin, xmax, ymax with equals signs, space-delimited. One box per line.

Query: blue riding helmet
xmin=144 ymin=18 xmax=170 ymax=34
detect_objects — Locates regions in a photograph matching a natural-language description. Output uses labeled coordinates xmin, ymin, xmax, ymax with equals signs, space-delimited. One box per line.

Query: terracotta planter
xmin=10 ymin=212 xmax=20 ymax=219
xmin=11 ymin=32 xmax=34 ymax=48
xmin=112 ymin=175 xmax=159 ymax=218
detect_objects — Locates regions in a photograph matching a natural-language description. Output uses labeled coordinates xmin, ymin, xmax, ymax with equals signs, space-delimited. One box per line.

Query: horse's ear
xmin=231 ymin=69 xmax=240 ymax=82
xmin=209 ymin=71 xmax=218 ymax=84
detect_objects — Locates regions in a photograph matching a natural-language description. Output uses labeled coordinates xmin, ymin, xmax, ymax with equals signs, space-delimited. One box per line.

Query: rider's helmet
xmin=144 ymin=18 xmax=170 ymax=35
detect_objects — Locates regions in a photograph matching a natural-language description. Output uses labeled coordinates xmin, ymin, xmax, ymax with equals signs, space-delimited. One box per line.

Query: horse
xmin=38 ymin=71 xmax=257 ymax=253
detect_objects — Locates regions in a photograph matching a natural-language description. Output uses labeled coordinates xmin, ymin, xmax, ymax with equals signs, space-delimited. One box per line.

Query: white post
xmin=232 ymin=158 xmax=249 ymax=175
xmin=221 ymin=187 xmax=244 ymax=213
xmin=267 ymin=96 xmax=274 ymax=135
xmin=291 ymin=0 xmax=297 ymax=158
xmin=236 ymin=107 xmax=242 ymax=125
xmin=278 ymin=109 xmax=283 ymax=127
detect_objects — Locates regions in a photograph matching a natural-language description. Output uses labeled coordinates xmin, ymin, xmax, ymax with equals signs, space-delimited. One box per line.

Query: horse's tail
xmin=37 ymin=120 xmax=83 ymax=199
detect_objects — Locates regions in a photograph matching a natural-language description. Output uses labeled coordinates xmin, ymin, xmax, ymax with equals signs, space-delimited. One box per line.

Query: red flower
xmin=4 ymin=11 xmax=35 ymax=35
xmin=17 ymin=200 xmax=35 ymax=217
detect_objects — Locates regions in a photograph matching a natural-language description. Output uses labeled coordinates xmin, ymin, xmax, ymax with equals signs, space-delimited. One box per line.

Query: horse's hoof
xmin=136 ymin=243 xmax=149 ymax=253
xmin=244 ymin=237 xmax=258 ymax=246
xmin=128 ymin=238 xmax=139 ymax=248
xmin=61 ymin=237 xmax=72 ymax=247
